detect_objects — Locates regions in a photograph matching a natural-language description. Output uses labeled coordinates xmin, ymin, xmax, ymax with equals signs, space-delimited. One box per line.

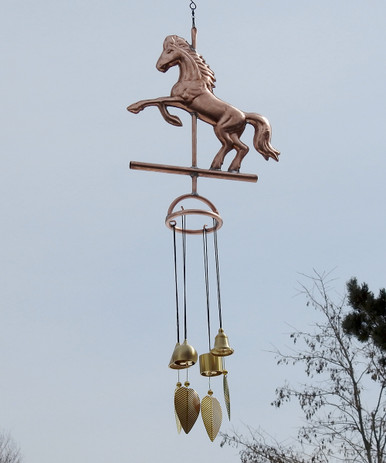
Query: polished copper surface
xmin=190 ymin=26 xmax=198 ymax=194
xmin=165 ymin=193 xmax=222 ymax=235
xmin=129 ymin=161 xmax=257 ymax=183
xmin=127 ymin=34 xmax=279 ymax=173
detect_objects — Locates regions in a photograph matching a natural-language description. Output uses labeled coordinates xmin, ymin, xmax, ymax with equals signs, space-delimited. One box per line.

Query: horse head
xmin=156 ymin=35 xmax=190 ymax=73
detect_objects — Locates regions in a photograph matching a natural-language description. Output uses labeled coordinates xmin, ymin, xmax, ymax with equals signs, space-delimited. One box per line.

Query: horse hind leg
xmin=210 ymin=128 xmax=234 ymax=170
xmin=228 ymin=133 xmax=249 ymax=173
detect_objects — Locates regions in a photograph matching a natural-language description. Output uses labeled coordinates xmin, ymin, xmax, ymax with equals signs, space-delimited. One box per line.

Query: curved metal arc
xmin=165 ymin=193 xmax=223 ymax=234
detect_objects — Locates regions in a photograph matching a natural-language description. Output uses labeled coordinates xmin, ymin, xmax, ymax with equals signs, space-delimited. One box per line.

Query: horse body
xmin=127 ymin=35 xmax=279 ymax=172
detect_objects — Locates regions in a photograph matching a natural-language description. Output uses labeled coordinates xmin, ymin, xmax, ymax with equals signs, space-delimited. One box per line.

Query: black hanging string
xmin=213 ymin=219 xmax=223 ymax=329
xmin=172 ymin=222 xmax=180 ymax=344
xmin=182 ymin=213 xmax=188 ymax=340
xmin=203 ymin=226 xmax=211 ymax=350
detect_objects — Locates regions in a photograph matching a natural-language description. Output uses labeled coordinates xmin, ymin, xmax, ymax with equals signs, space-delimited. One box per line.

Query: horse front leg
xmin=127 ymin=96 xmax=186 ymax=127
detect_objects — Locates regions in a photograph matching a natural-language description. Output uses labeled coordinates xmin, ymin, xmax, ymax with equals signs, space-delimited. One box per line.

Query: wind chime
xmin=127 ymin=2 xmax=279 ymax=441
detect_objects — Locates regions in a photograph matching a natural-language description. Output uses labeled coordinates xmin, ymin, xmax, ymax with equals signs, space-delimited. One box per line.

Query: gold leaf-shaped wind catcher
xmin=223 ymin=372 xmax=231 ymax=421
xmin=201 ymin=390 xmax=222 ymax=441
xmin=175 ymin=408 xmax=182 ymax=434
xmin=174 ymin=382 xmax=200 ymax=434
xmin=174 ymin=383 xmax=182 ymax=433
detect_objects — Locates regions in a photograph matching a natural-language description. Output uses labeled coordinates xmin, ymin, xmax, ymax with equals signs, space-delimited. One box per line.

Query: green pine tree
xmin=342 ymin=278 xmax=386 ymax=352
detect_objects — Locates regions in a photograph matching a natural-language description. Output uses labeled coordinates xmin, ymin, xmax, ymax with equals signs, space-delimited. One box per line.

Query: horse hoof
xmin=210 ymin=167 xmax=221 ymax=171
xmin=127 ymin=104 xmax=142 ymax=113
xmin=169 ymin=116 xmax=183 ymax=127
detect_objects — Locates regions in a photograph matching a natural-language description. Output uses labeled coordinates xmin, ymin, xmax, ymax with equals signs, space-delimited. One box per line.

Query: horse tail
xmin=245 ymin=113 xmax=280 ymax=161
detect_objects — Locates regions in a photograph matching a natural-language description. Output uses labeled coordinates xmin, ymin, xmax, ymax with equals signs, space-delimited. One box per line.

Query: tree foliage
xmin=221 ymin=271 xmax=386 ymax=463
xmin=342 ymin=278 xmax=386 ymax=352
xmin=0 ymin=433 xmax=22 ymax=463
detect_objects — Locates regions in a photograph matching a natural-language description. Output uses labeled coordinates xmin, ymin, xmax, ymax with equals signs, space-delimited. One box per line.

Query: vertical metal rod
xmin=191 ymin=173 xmax=197 ymax=194
xmin=192 ymin=111 xmax=197 ymax=168
xmin=191 ymin=26 xmax=198 ymax=194
xmin=191 ymin=26 xmax=197 ymax=49
xmin=191 ymin=115 xmax=197 ymax=194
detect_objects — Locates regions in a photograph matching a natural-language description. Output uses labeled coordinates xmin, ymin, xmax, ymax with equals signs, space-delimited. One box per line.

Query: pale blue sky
xmin=1 ymin=1 xmax=386 ymax=462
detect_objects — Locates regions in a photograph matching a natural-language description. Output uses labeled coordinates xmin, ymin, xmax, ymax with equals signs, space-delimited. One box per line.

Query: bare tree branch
xmin=0 ymin=433 xmax=22 ymax=463
xmin=222 ymin=271 xmax=386 ymax=463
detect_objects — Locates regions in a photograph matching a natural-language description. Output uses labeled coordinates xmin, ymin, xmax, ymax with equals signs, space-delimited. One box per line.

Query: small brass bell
xmin=199 ymin=352 xmax=223 ymax=377
xmin=168 ymin=343 xmax=185 ymax=369
xmin=211 ymin=328 xmax=234 ymax=357
xmin=168 ymin=340 xmax=198 ymax=369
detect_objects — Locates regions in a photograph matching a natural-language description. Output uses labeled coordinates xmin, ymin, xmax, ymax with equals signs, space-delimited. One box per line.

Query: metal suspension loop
xmin=165 ymin=193 xmax=223 ymax=235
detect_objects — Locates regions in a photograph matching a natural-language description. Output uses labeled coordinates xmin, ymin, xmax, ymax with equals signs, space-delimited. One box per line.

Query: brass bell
xmin=210 ymin=328 xmax=234 ymax=357
xmin=168 ymin=343 xmax=185 ymax=369
xmin=199 ymin=352 xmax=223 ymax=377
xmin=168 ymin=340 xmax=198 ymax=369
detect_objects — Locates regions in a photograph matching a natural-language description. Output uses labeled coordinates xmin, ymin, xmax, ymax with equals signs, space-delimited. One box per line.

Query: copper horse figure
xmin=127 ymin=35 xmax=280 ymax=172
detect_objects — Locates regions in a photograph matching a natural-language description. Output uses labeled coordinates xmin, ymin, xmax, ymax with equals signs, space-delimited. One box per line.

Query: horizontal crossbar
xmin=129 ymin=161 xmax=258 ymax=183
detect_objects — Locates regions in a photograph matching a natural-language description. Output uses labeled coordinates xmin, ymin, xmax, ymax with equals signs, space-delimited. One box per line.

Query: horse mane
xmin=167 ymin=35 xmax=216 ymax=92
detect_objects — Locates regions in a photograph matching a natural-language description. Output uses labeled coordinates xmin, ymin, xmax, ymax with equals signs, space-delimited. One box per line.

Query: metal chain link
xmin=189 ymin=1 xmax=197 ymax=28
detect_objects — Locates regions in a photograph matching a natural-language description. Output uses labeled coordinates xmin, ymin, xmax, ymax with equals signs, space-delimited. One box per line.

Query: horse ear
xmin=163 ymin=35 xmax=173 ymax=47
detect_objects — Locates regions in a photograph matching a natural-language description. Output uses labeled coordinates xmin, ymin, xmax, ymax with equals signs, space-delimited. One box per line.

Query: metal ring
xmin=165 ymin=193 xmax=223 ymax=234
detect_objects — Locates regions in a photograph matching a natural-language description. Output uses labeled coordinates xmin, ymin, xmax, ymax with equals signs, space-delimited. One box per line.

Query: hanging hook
xmin=190 ymin=1 xmax=197 ymax=28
